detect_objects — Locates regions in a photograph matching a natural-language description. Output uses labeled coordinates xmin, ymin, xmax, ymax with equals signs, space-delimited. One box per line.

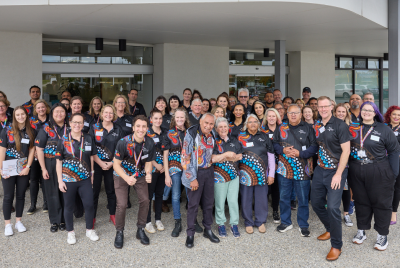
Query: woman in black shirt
xmin=56 ymin=113 xmax=98 ymax=245
xmin=154 ymin=96 xmax=171 ymax=130
xmin=87 ymin=96 xmax=103 ymax=123
xmin=90 ymin=104 xmax=123 ymax=227
xmin=251 ymin=101 xmax=266 ymax=125
xmin=0 ymin=106 xmax=35 ymax=236
xmin=0 ymin=99 xmax=12 ymax=136
xmin=70 ymin=96 xmax=94 ymax=133
xmin=229 ymin=103 xmax=246 ymax=138
xmin=113 ymin=94 xmax=134 ymax=137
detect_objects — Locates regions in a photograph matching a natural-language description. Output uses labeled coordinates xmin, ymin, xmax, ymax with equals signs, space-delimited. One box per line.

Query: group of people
xmin=0 ymin=85 xmax=399 ymax=262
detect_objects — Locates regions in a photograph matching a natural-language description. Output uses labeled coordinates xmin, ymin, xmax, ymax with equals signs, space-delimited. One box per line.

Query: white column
xmin=275 ymin=40 xmax=286 ymax=93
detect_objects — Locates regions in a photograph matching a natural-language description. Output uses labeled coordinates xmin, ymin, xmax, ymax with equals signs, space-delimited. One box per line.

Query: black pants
xmin=348 ymin=160 xmax=395 ymax=236
xmin=311 ymin=167 xmax=346 ymax=249
xmin=342 ymin=190 xmax=350 ymax=213
xmin=186 ymin=167 xmax=214 ymax=236
xmin=29 ymin=159 xmax=47 ymax=206
xmin=269 ymin=179 xmax=280 ymax=211
xmin=93 ymin=163 xmax=116 ymax=218
xmin=392 ymin=165 xmax=400 ymax=212
xmin=147 ymin=172 xmax=165 ymax=223
xmin=2 ymin=175 xmax=29 ymax=220
xmin=63 ymin=179 xmax=94 ymax=232
xmin=43 ymin=158 xmax=65 ymax=225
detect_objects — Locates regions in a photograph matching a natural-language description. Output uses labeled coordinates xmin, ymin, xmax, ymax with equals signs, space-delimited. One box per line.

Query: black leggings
xmin=93 ymin=163 xmax=116 ymax=218
xmin=29 ymin=159 xmax=47 ymax=206
xmin=392 ymin=172 xmax=400 ymax=212
xmin=147 ymin=172 xmax=165 ymax=223
xmin=269 ymin=180 xmax=280 ymax=212
xmin=63 ymin=179 xmax=94 ymax=232
xmin=2 ymin=175 xmax=29 ymax=220
xmin=342 ymin=189 xmax=350 ymax=213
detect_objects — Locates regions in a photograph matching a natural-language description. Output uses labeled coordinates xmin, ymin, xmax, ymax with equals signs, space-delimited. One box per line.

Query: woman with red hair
xmin=384 ymin=105 xmax=400 ymax=225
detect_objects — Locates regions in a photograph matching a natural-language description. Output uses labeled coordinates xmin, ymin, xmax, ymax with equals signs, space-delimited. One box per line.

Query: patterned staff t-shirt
xmin=89 ymin=122 xmax=123 ymax=162
xmin=0 ymin=126 xmax=32 ymax=160
xmin=35 ymin=123 xmax=69 ymax=159
xmin=162 ymin=128 xmax=185 ymax=176
xmin=147 ymin=127 xmax=166 ymax=173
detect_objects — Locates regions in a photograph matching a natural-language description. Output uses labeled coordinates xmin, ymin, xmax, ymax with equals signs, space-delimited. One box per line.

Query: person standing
xmin=349 ymin=94 xmax=362 ymax=123
xmin=0 ymin=106 xmax=35 ymax=236
xmin=229 ymin=104 xmax=246 ymax=138
xmin=168 ymin=95 xmax=181 ymax=116
xmin=89 ymin=105 xmax=123 ymax=227
xmin=113 ymin=95 xmax=134 ymax=137
xmin=273 ymin=104 xmax=318 ymax=236
xmin=238 ymin=88 xmax=251 ymax=116
xmin=216 ymin=94 xmax=231 ymax=120
xmin=0 ymin=91 xmax=14 ymax=118
xmin=27 ymin=100 xmax=50 ymax=215
xmin=36 ymin=103 xmax=69 ymax=233
xmin=363 ymin=92 xmax=375 ymax=103
xmin=87 ymin=97 xmax=103 ymax=123
xmin=0 ymin=99 xmax=12 ymax=141
xmin=188 ymin=99 xmax=203 ymax=126
xmin=273 ymin=89 xmax=283 ymax=103
xmin=181 ymin=88 xmax=192 ymax=113
xmin=311 ymin=96 xmax=351 ymax=261
xmin=128 ymin=89 xmax=146 ymax=117
xmin=153 ymin=96 xmax=172 ymax=130
xmin=22 ymin=86 xmax=41 ymax=117
xmin=61 ymin=91 xmax=72 ymax=101
xmin=251 ymin=101 xmax=267 ymax=125
xmin=70 ymin=96 xmax=94 ymax=133
xmin=113 ymin=115 xmax=154 ymax=248
xmin=349 ymin=102 xmax=400 ymax=251
xmin=302 ymin=87 xmax=311 ymax=105
xmin=212 ymin=117 xmax=243 ymax=238
xmin=264 ymin=91 xmax=274 ymax=108
xmin=182 ymin=113 xmax=220 ymax=248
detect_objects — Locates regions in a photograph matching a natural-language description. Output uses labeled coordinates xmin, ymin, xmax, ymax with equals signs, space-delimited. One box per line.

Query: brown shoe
xmin=162 ymin=201 xmax=170 ymax=213
xmin=245 ymin=226 xmax=254 ymax=234
xmin=258 ymin=224 xmax=266 ymax=233
xmin=326 ymin=247 xmax=341 ymax=261
xmin=317 ymin=232 xmax=331 ymax=241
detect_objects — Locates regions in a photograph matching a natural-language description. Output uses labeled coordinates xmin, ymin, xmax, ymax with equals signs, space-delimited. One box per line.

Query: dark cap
xmin=303 ymin=87 xmax=311 ymax=93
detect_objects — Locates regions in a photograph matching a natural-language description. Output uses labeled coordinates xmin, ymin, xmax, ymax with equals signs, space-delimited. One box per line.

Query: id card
xmin=85 ymin=146 xmax=91 ymax=151
xmin=84 ymin=122 xmax=89 ymax=127
xmin=269 ymin=134 xmax=273 ymax=139
xmin=246 ymin=142 xmax=254 ymax=147
xmin=95 ymin=132 xmax=103 ymax=136
xmin=370 ymin=135 xmax=380 ymax=142
xmin=302 ymin=146 xmax=307 ymax=151
xmin=153 ymin=137 xmax=159 ymax=143
xmin=21 ymin=138 xmax=30 ymax=144
xmin=126 ymin=123 xmax=132 ymax=128
xmin=395 ymin=132 xmax=398 ymax=137
xmin=358 ymin=150 xmax=366 ymax=158
xmin=319 ymin=126 xmax=325 ymax=133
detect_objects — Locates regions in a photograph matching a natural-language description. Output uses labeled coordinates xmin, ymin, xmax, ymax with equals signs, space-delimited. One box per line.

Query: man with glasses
xmin=273 ymin=104 xmax=318 ymax=237
xmin=22 ymin=85 xmax=41 ymax=117
xmin=273 ymin=89 xmax=283 ymax=103
xmin=311 ymin=96 xmax=351 ymax=261
xmin=238 ymin=88 xmax=252 ymax=116
xmin=274 ymin=103 xmax=287 ymax=123
xmin=349 ymin=94 xmax=363 ymax=123
xmin=362 ymin=92 xmax=374 ymax=103
xmin=128 ymin=89 xmax=146 ymax=117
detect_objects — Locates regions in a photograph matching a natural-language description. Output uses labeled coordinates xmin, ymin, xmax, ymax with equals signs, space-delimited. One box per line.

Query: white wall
xmin=288 ymin=51 xmax=335 ymax=100
xmin=153 ymin=43 xmax=229 ymax=101
xmin=0 ymin=31 xmax=42 ymax=108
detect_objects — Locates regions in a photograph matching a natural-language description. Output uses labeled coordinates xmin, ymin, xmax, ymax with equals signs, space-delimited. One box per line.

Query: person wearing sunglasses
xmin=238 ymin=88 xmax=251 ymax=116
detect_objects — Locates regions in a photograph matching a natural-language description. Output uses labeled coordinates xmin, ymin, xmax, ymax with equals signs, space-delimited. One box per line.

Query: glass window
xmin=383 ymin=60 xmax=389 ymax=69
xmin=383 ymin=70 xmax=389 ymax=113
xmin=355 ymin=70 xmax=379 ymax=108
xmin=335 ymin=70 xmax=353 ymax=103
xmin=368 ymin=59 xmax=379 ymax=69
xmin=335 ymin=57 xmax=338 ymax=68
xmin=229 ymin=51 xmax=275 ymax=66
xmin=339 ymin=57 xmax=353 ymax=68
xmin=354 ymin=58 xmax=366 ymax=69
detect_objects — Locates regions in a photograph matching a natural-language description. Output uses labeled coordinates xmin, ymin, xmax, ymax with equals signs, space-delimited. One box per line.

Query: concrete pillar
xmin=275 ymin=40 xmax=286 ymax=93
xmin=389 ymin=0 xmax=400 ymax=106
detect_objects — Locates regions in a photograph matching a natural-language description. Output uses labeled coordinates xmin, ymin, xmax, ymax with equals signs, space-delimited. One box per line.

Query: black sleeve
xmin=55 ymin=139 xmax=64 ymax=160
xmin=388 ymin=151 xmax=400 ymax=177
xmin=0 ymin=127 xmax=7 ymax=148
xmin=234 ymin=138 xmax=244 ymax=154
xmin=212 ymin=143 xmax=219 ymax=155
xmin=88 ymin=124 xmax=95 ymax=140
xmin=90 ymin=136 xmax=97 ymax=156
xmin=35 ymin=127 xmax=48 ymax=148
xmin=146 ymin=139 xmax=156 ymax=162
xmin=114 ymin=140 xmax=126 ymax=160
xmin=162 ymin=131 xmax=171 ymax=151
xmin=273 ymin=143 xmax=284 ymax=155
xmin=337 ymin=120 xmax=352 ymax=145
xmin=265 ymin=133 xmax=274 ymax=154
xmin=307 ymin=124 xmax=318 ymax=147
xmin=384 ymin=128 xmax=400 ymax=156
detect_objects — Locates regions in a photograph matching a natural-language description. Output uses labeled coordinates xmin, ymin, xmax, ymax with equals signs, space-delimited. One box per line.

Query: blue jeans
xmin=277 ymin=174 xmax=310 ymax=228
xmin=164 ymin=172 xmax=182 ymax=219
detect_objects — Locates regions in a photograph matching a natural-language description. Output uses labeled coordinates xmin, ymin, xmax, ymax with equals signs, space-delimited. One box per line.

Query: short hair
xmin=309 ymin=97 xmax=318 ymax=103
xmin=33 ymin=99 xmax=51 ymax=116
xmin=283 ymin=96 xmax=294 ymax=103
xmin=238 ymin=88 xmax=249 ymax=96
xmin=363 ymin=92 xmax=374 ymax=99
xmin=263 ymin=108 xmax=282 ymax=126
xmin=209 ymin=98 xmax=216 ymax=102
xmin=132 ymin=114 xmax=149 ymax=127
xmin=288 ymin=104 xmax=301 ymax=113
xmin=61 ymin=90 xmax=71 ymax=97
xmin=69 ymin=112 xmax=84 ymax=122
xmin=0 ymin=91 xmax=8 ymax=100
xmin=183 ymin=88 xmax=192 ymax=94
xmin=273 ymin=89 xmax=281 ymax=93
xmin=274 ymin=102 xmax=284 ymax=109
xmin=266 ymin=91 xmax=273 ymax=95
xmin=0 ymin=99 xmax=10 ymax=108
xmin=100 ymin=104 xmax=117 ymax=122
xmin=191 ymin=98 xmax=202 ymax=106
xmin=317 ymin=96 xmax=331 ymax=104
xmin=168 ymin=95 xmax=181 ymax=110
xmin=243 ymin=114 xmax=260 ymax=131
xmin=150 ymin=108 xmax=163 ymax=118
xmin=200 ymin=112 xmax=216 ymax=122
xmin=129 ymin=88 xmax=138 ymax=94
xmin=29 ymin=85 xmax=41 ymax=93
xmin=112 ymin=94 xmax=130 ymax=114
xmin=71 ymin=96 xmax=84 ymax=105
xmin=215 ymin=117 xmax=229 ymax=129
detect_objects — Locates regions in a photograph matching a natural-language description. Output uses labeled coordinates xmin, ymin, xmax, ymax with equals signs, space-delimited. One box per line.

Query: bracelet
xmin=91 ymin=171 xmax=95 ymax=174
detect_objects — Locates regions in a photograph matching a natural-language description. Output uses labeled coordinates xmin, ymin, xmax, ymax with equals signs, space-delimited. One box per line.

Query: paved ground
xmin=0 ymin=184 xmax=399 ymax=268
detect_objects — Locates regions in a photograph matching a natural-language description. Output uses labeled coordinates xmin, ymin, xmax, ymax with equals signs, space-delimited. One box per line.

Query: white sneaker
xmin=67 ymin=232 xmax=76 ymax=245
xmin=145 ymin=222 xmax=156 ymax=233
xmin=15 ymin=221 xmax=26 ymax=233
xmin=374 ymin=234 xmax=388 ymax=251
xmin=4 ymin=224 xmax=13 ymax=236
xmin=352 ymin=230 xmax=367 ymax=244
xmin=155 ymin=220 xmax=165 ymax=231
xmin=344 ymin=215 xmax=353 ymax=227
xmin=86 ymin=229 xmax=99 ymax=241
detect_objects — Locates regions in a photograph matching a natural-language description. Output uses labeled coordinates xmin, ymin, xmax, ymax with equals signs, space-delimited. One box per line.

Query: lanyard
xmin=393 ymin=124 xmax=400 ymax=133
xmin=53 ymin=125 xmax=66 ymax=140
xmin=0 ymin=118 xmax=7 ymax=129
xmin=176 ymin=127 xmax=185 ymax=150
xmin=132 ymin=105 xmax=136 ymax=115
xmin=360 ymin=125 xmax=374 ymax=149
xmin=69 ymin=132 xmax=84 ymax=164
xmin=133 ymin=137 xmax=145 ymax=177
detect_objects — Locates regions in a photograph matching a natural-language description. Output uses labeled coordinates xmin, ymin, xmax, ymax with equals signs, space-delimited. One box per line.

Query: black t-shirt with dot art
xmin=0 ymin=126 xmax=32 ymax=160
xmin=147 ymin=126 xmax=167 ymax=172
xmin=162 ymin=128 xmax=185 ymax=176
xmin=35 ymin=123 xmax=69 ymax=159
xmin=89 ymin=122 xmax=123 ymax=162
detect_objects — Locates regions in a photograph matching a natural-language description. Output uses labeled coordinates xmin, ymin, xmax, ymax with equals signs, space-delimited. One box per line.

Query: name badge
xmin=269 ymin=134 xmax=273 ymax=139
xmin=85 ymin=146 xmax=91 ymax=151
xmin=246 ymin=142 xmax=254 ymax=147
xmin=319 ymin=126 xmax=325 ymax=133
xmin=142 ymin=154 xmax=148 ymax=160
xmin=95 ymin=132 xmax=103 ymax=136
xmin=21 ymin=138 xmax=30 ymax=144
xmin=153 ymin=137 xmax=159 ymax=143
xmin=84 ymin=122 xmax=89 ymax=127
xmin=126 ymin=123 xmax=132 ymax=128
xmin=395 ymin=132 xmax=398 ymax=137
xmin=370 ymin=135 xmax=380 ymax=142
xmin=358 ymin=150 xmax=366 ymax=158
xmin=302 ymin=146 xmax=307 ymax=151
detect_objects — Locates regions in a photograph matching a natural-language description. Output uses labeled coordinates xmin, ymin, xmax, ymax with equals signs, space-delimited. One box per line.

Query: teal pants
xmin=214 ymin=178 xmax=240 ymax=226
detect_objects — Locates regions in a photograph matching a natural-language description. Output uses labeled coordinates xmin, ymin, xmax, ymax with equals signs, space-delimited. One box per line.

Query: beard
xmin=351 ymin=104 xmax=359 ymax=109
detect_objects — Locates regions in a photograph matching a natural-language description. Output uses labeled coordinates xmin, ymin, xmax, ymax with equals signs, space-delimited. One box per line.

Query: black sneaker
xmin=276 ymin=223 xmax=293 ymax=233
xmin=299 ymin=227 xmax=310 ymax=237
xmin=27 ymin=205 xmax=36 ymax=215
xmin=374 ymin=234 xmax=388 ymax=251
xmin=273 ymin=211 xmax=280 ymax=224
xmin=291 ymin=200 xmax=297 ymax=210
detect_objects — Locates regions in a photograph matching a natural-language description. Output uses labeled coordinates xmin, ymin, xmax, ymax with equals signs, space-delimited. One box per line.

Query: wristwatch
xmin=26 ymin=165 xmax=31 ymax=169
xmin=91 ymin=171 xmax=95 ymax=174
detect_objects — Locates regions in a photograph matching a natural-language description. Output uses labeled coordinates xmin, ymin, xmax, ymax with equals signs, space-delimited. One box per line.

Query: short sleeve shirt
xmin=213 ymin=135 xmax=243 ymax=183
xmin=349 ymin=121 xmax=400 ymax=162
xmin=189 ymin=112 xmax=201 ymax=127
xmin=313 ymin=116 xmax=352 ymax=169
xmin=35 ymin=123 xmax=69 ymax=159
xmin=387 ymin=123 xmax=400 ymax=144
xmin=30 ymin=115 xmax=49 ymax=136
xmin=0 ymin=115 xmax=12 ymax=134
xmin=0 ymin=126 xmax=32 ymax=160
xmin=162 ymin=128 xmax=185 ymax=175
xmin=147 ymin=127 xmax=166 ymax=172
xmin=229 ymin=122 xmax=244 ymax=138
xmin=129 ymin=102 xmax=146 ymax=117
xmin=68 ymin=113 xmax=94 ymax=133
xmin=114 ymin=114 xmax=134 ymax=137
xmin=22 ymin=100 xmax=34 ymax=117
xmin=56 ymin=133 xmax=97 ymax=182
xmin=238 ymin=130 xmax=274 ymax=186
xmin=161 ymin=114 xmax=172 ymax=130
xmin=114 ymin=135 xmax=155 ymax=177
xmin=89 ymin=122 xmax=123 ymax=162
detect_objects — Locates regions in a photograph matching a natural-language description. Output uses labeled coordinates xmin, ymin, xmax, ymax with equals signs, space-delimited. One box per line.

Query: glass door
xmin=232 ymin=75 xmax=275 ymax=100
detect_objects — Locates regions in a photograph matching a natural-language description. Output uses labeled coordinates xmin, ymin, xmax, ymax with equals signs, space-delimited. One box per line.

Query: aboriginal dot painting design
xmin=152 ymin=148 xmax=163 ymax=173
xmin=62 ymin=157 xmax=89 ymax=182
xmin=317 ymin=143 xmax=337 ymax=169
xmin=168 ymin=148 xmax=182 ymax=176
xmin=44 ymin=141 xmax=58 ymax=158
xmin=214 ymin=160 xmax=238 ymax=183
xmin=30 ymin=117 xmax=40 ymax=130
xmin=350 ymin=143 xmax=374 ymax=161
xmin=113 ymin=159 xmax=145 ymax=178
xmin=277 ymin=154 xmax=304 ymax=180
xmin=239 ymin=151 xmax=266 ymax=186
xmin=96 ymin=145 xmax=112 ymax=160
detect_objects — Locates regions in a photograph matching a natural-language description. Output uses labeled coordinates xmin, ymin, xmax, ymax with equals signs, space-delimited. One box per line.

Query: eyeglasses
xmin=317 ymin=105 xmax=332 ymax=110
xmin=71 ymin=121 xmax=83 ymax=125
xmin=0 ymin=105 xmax=6 ymax=109
xmin=361 ymin=109 xmax=375 ymax=113
xmin=287 ymin=112 xmax=300 ymax=115
xmin=239 ymin=96 xmax=248 ymax=99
